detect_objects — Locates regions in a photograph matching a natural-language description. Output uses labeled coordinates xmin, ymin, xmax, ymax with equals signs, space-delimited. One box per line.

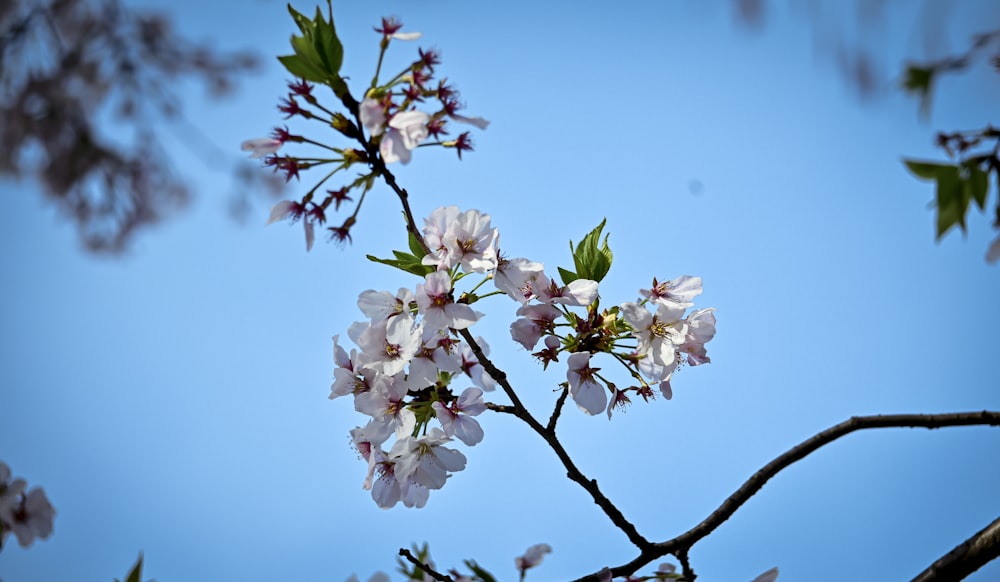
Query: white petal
xmin=391 ymin=31 xmax=422 ymax=41
xmin=267 ymin=200 xmax=294 ymax=225
xmin=304 ymin=220 xmax=315 ymax=252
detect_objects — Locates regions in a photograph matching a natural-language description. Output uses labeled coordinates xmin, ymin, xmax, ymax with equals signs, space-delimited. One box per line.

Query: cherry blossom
xmin=681 ymin=307 xmax=717 ymax=366
xmin=359 ymin=97 xmax=386 ymax=136
xmin=620 ymin=301 xmax=687 ymax=368
xmin=567 ymin=352 xmax=607 ymax=416
xmin=515 ymin=543 xmax=552 ymax=574
xmin=354 ymin=374 xmax=417 ymax=446
xmin=355 ymin=315 xmax=422 ymax=376
xmin=536 ymin=276 xmax=599 ymax=306
xmin=389 ymin=428 xmax=467 ymax=491
xmin=432 ymin=387 xmax=486 ymax=446
xmin=380 ymin=110 xmax=430 ymax=164
xmin=240 ymin=137 xmax=283 ymax=158
xmin=422 ymin=207 xmax=498 ymax=273
xmin=457 ymin=338 xmax=497 ymax=391
xmin=510 ymin=303 xmax=561 ymax=350
xmin=639 ymin=275 xmax=703 ymax=308
xmin=416 ymin=271 xmax=480 ymax=332
xmin=493 ymin=256 xmax=545 ymax=303
xmin=357 ymin=288 xmax=415 ymax=321
xmin=0 ymin=463 xmax=55 ymax=549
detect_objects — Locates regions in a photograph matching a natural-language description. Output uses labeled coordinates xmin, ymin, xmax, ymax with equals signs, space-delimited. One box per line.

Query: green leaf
xmin=124 ymin=553 xmax=143 ymax=582
xmin=277 ymin=54 xmax=327 ymax=83
xmin=367 ymin=253 xmax=434 ymax=277
xmin=903 ymin=159 xmax=954 ymax=181
xmin=311 ymin=6 xmax=344 ymax=76
xmin=463 ymin=559 xmax=498 ymax=582
xmin=901 ymin=63 xmax=935 ymax=117
xmin=279 ymin=3 xmax=345 ymax=86
xmin=557 ymin=266 xmax=577 ymax=285
xmin=286 ymin=4 xmax=312 ymax=34
xmin=566 ymin=218 xmax=613 ymax=283
xmin=963 ymin=162 xmax=989 ymax=210
xmin=408 ymin=231 xmax=428 ymax=259
xmin=933 ymin=165 xmax=965 ymax=239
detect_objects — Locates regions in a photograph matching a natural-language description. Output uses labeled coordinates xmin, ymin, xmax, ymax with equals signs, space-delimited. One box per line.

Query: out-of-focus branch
xmin=574 ymin=411 xmax=1000 ymax=581
xmin=0 ymin=0 xmax=260 ymax=253
xmin=398 ymin=548 xmax=453 ymax=582
xmin=912 ymin=515 xmax=1000 ymax=582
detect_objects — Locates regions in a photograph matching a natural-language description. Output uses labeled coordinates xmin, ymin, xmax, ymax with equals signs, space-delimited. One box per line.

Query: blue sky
xmin=2 ymin=1 xmax=999 ymax=581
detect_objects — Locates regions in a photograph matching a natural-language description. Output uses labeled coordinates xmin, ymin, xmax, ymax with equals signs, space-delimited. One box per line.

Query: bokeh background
xmin=2 ymin=1 xmax=999 ymax=581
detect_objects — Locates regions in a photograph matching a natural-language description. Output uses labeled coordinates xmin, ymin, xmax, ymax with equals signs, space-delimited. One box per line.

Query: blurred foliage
xmin=732 ymin=0 xmax=1000 ymax=262
xmin=0 ymin=0 xmax=266 ymax=253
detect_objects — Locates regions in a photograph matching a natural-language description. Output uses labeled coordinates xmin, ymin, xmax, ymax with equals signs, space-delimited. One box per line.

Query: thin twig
xmin=547 ymin=386 xmax=569 ymax=432
xmin=399 ymin=548 xmax=453 ymax=582
xmin=573 ymin=411 xmax=1000 ymax=581
xmin=459 ymin=328 xmax=653 ymax=551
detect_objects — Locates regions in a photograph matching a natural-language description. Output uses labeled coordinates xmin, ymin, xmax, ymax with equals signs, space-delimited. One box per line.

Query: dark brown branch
xmin=399 ymin=548 xmax=453 ymax=582
xmin=912 ymin=514 xmax=1000 ymax=582
xmin=458 ymin=328 xmax=652 ymax=551
xmin=344 ymin=95 xmax=429 ymax=254
xmin=546 ymin=386 xmax=569 ymax=432
xmin=573 ymin=411 xmax=1000 ymax=581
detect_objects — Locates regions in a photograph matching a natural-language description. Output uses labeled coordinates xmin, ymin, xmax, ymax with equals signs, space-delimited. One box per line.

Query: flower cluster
xmin=330 ymin=206 xmax=717 ymax=507
xmin=0 ymin=462 xmax=55 ymax=550
xmin=502 ymin=257 xmax=716 ymax=417
xmin=242 ymin=14 xmax=487 ymax=251
xmin=332 ymin=206 xmax=501 ymax=508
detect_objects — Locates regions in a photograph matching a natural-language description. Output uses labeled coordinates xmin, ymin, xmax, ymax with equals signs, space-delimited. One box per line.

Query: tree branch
xmin=459 ymin=328 xmax=653 ymax=551
xmin=912 ymin=514 xmax=1000 ymax=582
xmin=574 ymin=411 xmax=1000 ymax=581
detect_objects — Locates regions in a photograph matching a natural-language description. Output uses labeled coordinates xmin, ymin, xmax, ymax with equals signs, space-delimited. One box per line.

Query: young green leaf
xmin=933 ymin=165 xmax=965 ymax=239
xmin=124 ymin=553 xmax=144 ymax=582
xmin=408 ymin=231 xmax=428 ymax=258
xmin=463 ymin=559 xmax=498 ymax=582
xmin=568 ymin=218 xmax=613 ymax=283
xmin=963 ymin=162 xmax=989 ymax=211
xmin=367 ymin=252 xmax=434 ymax=277
xmin=903 ymin=159 xmax=954 ymax=181
xmin=901 ymin=64 xmax=935 ymax=117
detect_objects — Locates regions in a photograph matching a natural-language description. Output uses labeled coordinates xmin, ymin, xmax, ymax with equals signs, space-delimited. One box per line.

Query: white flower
xmin=620 ymin=301 xmax=687 ymax=368
xmin=0 ymin=466 xmax=55 ymax=549
xmin=416 ymin=272 xmax=480 ymax=333
xmin=380 ymin=110 xmax=430 ymax=164
xmin=639 ymin=275 xmax=703 ymax=308
xmin=510 ymin=303 xmax=561 ymax=350
xmin=356 ymin=315 xmax=423 ymax=377
xmin=681 ymin=307 xmax=717 ymax=365
xmin=390 ymin=428 xmax=467 ymax=490
xmin=567 ymin=352 xmax=607 ymax=415
xmin=493 ymin=256 xmax=545 ymax=303
xmin=432 ymin=387 xmax=486 ymax=446
xmin=354 ymin=374 xmax=417 ymax=446
xmin=421 ymin=207 xmax=499 ymax=273
xmin=240 ymin=137 xmax=283 ymax=158
xmin=359 ymin=98 xmax=386 ymax=136
xmin=357 ymin=288 xmax=415 ymax=322
xmin=515 ymin=543 xmax=552 ymax=573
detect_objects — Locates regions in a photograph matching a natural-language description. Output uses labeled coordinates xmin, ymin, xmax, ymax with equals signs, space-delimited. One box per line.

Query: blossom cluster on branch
xmin=0 ymin=462 xmax=55 ymax=550
xmin=329 ymin=204 xmax=716 ymax=509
